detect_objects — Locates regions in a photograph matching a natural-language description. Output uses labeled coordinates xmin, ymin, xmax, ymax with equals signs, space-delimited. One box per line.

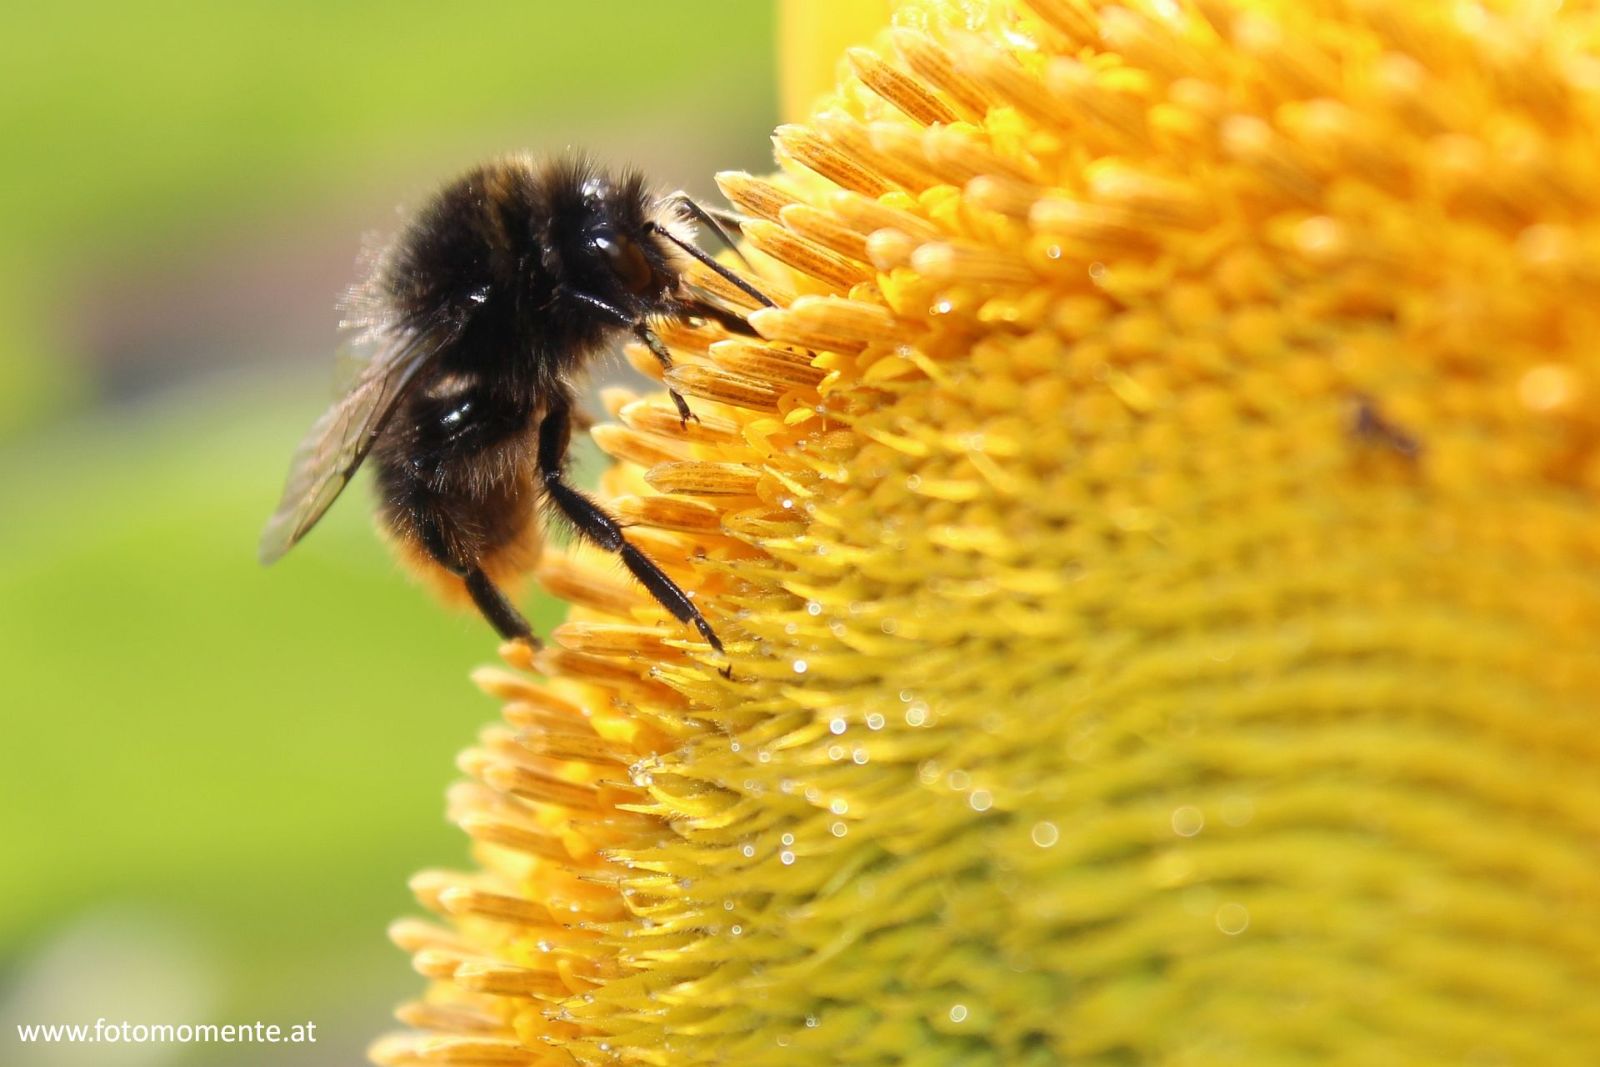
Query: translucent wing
xmin=258 ymin=320 xmax=458 ymax=564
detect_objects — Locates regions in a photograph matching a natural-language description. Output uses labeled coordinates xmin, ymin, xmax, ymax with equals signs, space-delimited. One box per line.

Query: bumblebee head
xmin=542 ymin=166 xmax=678 ymax=306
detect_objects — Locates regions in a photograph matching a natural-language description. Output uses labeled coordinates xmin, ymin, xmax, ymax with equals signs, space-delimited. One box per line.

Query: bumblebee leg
xmin=537 ymin=401 xmax=724 ymax=654
xmin=679 ymin=295 xmax=760 ymax=339
xmin=418 ymin=514 xmax=540 ymax=648
xmin=633 ymin=324 xmax=696 ymax=427
xmin=559 ymin=287 xmax=697 ymax=426
xmin=464 ymin=568 xmax=540 ymax=647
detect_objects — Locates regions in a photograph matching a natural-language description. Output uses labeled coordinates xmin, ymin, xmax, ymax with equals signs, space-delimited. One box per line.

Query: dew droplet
xmin=970 ymin=789 xmax=994 ymax=812
xmin=829 ymin=717 xmax=847 ymax=735
xmin=1219 ymin=795 xmax=1254 ymax=827
xmin=1216 ymin=902 xmax=1250 ymax=936
xmin=1031 ymin=821 xmax=1060 ymax=848
xmin=1171 ymin=805 xmax=1205 ymax=837
xmin=949 ymin=1004 xmax=969 ymax=1024
xmin=793 ymin=659 xmax=809 ymax=674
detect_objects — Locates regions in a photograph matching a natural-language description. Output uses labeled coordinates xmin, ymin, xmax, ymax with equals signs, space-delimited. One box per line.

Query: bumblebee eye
xmin=591 ymin=233 xmax=655 ymax=294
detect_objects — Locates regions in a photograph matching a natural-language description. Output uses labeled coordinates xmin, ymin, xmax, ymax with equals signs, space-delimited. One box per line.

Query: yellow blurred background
xmin=0 ymin=5 xmax=777 ymax=1064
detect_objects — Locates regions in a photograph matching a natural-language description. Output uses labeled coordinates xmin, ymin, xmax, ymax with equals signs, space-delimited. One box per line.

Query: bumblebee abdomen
xmin=372 ymin=370 xmax=541 ymax=568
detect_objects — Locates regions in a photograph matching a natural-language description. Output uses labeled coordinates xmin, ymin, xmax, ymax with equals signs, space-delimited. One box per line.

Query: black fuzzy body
xmin=260 ymin=153 xmax=741 ymax=651
xmin=361 ymin=156 xmax=708 ymax=645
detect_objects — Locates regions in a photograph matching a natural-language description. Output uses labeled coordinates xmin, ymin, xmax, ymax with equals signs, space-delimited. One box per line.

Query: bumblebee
xmin=261 ymin=155 xmax=768 ymax=650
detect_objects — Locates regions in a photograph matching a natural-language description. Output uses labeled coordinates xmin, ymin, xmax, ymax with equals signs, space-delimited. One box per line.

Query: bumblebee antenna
xmin=651 ymin=222 xmax=776 ymax=309
xmin=662 ymin=192 xmax=754 ymax=268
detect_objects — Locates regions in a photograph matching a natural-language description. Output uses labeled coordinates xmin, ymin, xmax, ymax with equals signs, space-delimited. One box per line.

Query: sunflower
xmin=372 ymin=2 xmax=1600 ymax=1064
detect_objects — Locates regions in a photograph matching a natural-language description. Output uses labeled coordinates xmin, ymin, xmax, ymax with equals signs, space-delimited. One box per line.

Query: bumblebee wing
xmin=258 ymin=321 xmax=456 ymax=564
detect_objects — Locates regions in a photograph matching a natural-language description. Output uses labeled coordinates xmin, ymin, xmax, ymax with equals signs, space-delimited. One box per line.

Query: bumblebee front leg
xmin=632 ymin=324 xmax=696 ymax=426
xmin=536 ymin=401 xmax=724 ymax=653
xmin=559 ymin=287 xmax=698 ymax=427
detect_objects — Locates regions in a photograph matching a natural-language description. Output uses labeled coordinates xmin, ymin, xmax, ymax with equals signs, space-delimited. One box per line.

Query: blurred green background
xmin=0 ymin=4 xmax=777 ymax=1064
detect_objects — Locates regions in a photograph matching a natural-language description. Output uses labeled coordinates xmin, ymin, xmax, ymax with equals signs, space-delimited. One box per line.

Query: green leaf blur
xmin=0 ymin=4 xmax=775 ymax=1063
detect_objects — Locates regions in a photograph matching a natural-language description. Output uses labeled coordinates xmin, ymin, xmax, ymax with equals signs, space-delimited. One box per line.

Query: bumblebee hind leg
xmin=415 ymin=511 xmax=541 ymax=648
xmin=463 ymin=568 xmax=540 ymax=647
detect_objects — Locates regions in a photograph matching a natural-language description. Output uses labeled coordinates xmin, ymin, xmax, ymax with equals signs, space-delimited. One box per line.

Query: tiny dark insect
xmin=1351 ymin=394 xmax=1422 ymax=459
xmin=259 ymin=154 xmax=771 ymax=652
